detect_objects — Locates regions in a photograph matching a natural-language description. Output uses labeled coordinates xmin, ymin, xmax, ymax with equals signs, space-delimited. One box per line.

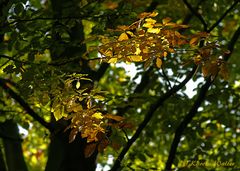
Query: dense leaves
xmin=0 ymin=0 xmax=240 ymax=171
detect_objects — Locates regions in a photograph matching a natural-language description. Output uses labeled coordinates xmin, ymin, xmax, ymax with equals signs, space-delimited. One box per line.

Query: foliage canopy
xmin=0 ymin=0 xmax=240 ymax=171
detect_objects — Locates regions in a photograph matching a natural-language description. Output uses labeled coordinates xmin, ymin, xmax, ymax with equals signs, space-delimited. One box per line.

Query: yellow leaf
xmin=156 ymin=58 xmax=162 ymax=68
xmin=145 ymin=18 xmax=157 ymax=24
xmin=147 ymin=28 xmax=161 ymax=34
xmin=126 ymin=31 xmax=135 ymax=37
xmin=190 ymin=37 xmax=199 ymax=46
xmin=149 ymin=12 xmax=159 ymax=17
xmin=163 ymin=51 xmax=168 ymax=57
xmin=142 ymin=48 xmax=149 ymax=53
xmin=129 ymin=55 xmax=142 ymax=62
xmin=87 ymin=99 xmax=92 ymax=109
xmin=76 ymin=81 xmax=80 ymax=89
xmin=99 ymin=48 xmax=113 ymax=57
xmin=134 ymin=47 xmax=141 ymax=55
xmin=105 ymin=114 xmax=125 ymax=121
xmin=138 ymin=12 xmax=158 ymax=19
xmin=108 ymin=58 xmax=118 ymax=63
xmin=193 ymin=55 xmax=202 ymax=64
xmin=53 ymin=107 xmax=63 ymax=121
xmin=143 ymin=22 xmax=154 ymax=28
xmin=92 ymin=112 xmax=104 ymax=119
xmin=118 ymin=32 xmax=129 ymax=41
xmin=162 ymin=17 xmax=171 ymax=24
xmin=93 ymin=95 xmax=105 ymax=101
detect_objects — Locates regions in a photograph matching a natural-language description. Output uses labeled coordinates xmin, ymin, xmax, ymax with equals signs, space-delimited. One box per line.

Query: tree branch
xmin=207 ymin=0 xmax=240 ymax=32
xmin=110 ymin=65 xmax=197 ymax=171
xmin=165 ymin=25 xmax=240 ymax=171
xmin=165 ymin=77 xmax=213 ymax=170
xmin=0 ymin=78 xmax=53 ymax=131
xmin=182 ymin=0 xmax=208 ymax=31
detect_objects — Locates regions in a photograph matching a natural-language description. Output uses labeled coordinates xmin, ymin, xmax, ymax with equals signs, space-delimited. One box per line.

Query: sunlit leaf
xmin=108 ymin=58 xmax=118 ymax=63
xmin=76 ymin=81 xmax=81 ymax=89
xmin=143 ymin=22 xmax=154 ymax=28
xmin=129 ymin=55 xmax=142 ymax=62
xmin=156 ymin=58 xmax=162 ymax=68
xmin=163 ymin=51 xmax=168 ymax=57
xmin=138 ymin=12 xmax=158 ymax=19
xmin=53 ymin=107 xmax=63 ymax=121
xmin=145 ymin=18 xmax=157 ymax=24
xmin=147 ymin=28 xmax=161 ymax=34
xmin=118 ymin=33 xmax=129 ymax=41
xmin=92 ymin=112 xmax=104 ymax=119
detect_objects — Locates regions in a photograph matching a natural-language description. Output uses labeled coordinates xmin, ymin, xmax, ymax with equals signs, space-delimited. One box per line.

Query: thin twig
xmin=182 ymin=0 xmax=208 ymax=31
xmin=207 ymin=0 xmax=240 ymax=32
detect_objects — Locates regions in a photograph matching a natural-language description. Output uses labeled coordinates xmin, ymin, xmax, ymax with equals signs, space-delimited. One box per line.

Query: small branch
xmin=161 ymin=66 xmax=172 ymax=89
xmin=0 ymin=55 xmax=34 ymax=65
xmin=110 ymin=65 xmax=197 ymax=171
xmin=207 ymin=0 xmax=240 ymax=32
xmin=182 ymin=0 xmax=208 ymax=31
xmin=0 ymin=78 xmax=53 ymax=131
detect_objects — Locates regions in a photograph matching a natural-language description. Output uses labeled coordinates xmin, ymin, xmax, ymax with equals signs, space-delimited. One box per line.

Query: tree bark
xmin=1 ymin=120 xmax=28 ymax=171
xmin=45 ymin=0 xmax=98 ymax=170
xmin=45 ymin=126 xmax=97 ymax=171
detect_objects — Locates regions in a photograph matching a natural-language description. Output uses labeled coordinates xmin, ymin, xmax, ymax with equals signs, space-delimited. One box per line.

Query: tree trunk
xmin=1 ymin=120 xmax=28 ymax=171
xmin=45 ymin=127 xmax=97 ymax=171
xmin=0 ymin=143 xmax=7 ymax=171
xmin=45 ymin=0 xmax=98 ymax=170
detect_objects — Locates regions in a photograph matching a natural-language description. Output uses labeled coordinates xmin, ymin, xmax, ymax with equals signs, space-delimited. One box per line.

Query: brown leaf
xmin=69 ymin=129 xmax=78 ymax=143
xmin=98 ymin=138 xmax=109 ymax=152
xmin=190 ymin=37 xmax=199 ymax=46
xmin=219 ymin=62 xmax=229 ymax=80
xmin=162 ymin=17 xmax=171 ymax=24
xmin=84 ymin=143 xmax=97 ymax=158
xmin=105 ymin=114 xmax=125 ymax=121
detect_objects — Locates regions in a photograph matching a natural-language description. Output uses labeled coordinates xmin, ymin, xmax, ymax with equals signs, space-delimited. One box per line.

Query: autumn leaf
xmin=105 ymin=114 xmax=125 ymax=121
xmin=138 ymin=12 xmax=158 ymax=19
xmin=147 ymin=28 xmax=161 ymax=34
xmin=118 ymin=32 xmax=129 ymax=41
xmin=219 ymin=62 xmax=229 ymax=80
xmin=84 ymin=143 xmax=97 ymax=158
xmin=92 ymin=112 xmax=104 ymax=119
xmin=129 ymin=55 xmax=142 ymax=62
xmin=156 ymin=58 xmax=162 ymax=68
xmin=53 ymin=107 xmax=63 ymax=121
xmin=162 ymin=17 xmax=171 ymax=24
xmin=108 ymin=58 xmax=118 ymax=63
xmin=69 ymin=128 xmax=78 ymax=143
xmin=190 ymin=37 xmax=199 ymax=46
xmin=76 ymin=81 xmax=80 ymax=89
xmin=163 ymin=51 xmax=168 ymax=57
